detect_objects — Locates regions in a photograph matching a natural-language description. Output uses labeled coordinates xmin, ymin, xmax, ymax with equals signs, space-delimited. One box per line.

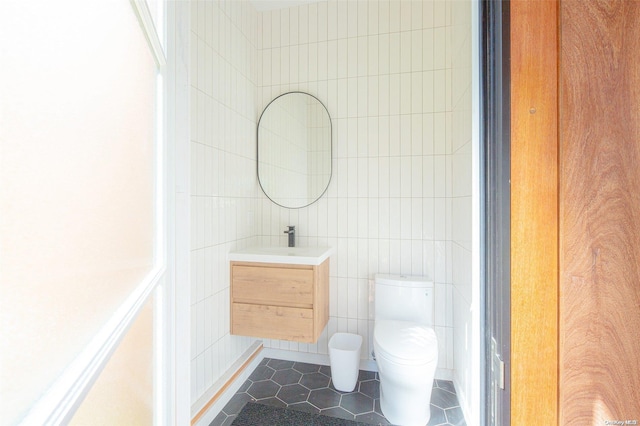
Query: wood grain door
xmin=511 ymin=1 xmax=640 ymax=424
xmin=559 ymin=1 xmax=640 ymax=423
xmin=510 ymin=0 xmax=559 ymax=424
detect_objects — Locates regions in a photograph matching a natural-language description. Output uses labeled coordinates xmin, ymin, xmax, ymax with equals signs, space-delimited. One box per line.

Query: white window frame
xmin=18 ymin=0 xmax=185 ymax=424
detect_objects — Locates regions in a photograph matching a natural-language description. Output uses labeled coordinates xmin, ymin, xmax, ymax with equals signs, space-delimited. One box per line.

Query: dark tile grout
xmin=209 ymin=358 xmax=466 ymax=426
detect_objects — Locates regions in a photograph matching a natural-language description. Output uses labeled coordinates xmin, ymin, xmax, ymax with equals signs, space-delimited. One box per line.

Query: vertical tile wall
xmin=254 ymin=0 xmax=471 ymax=380
xmin=450 ymin=0 xmax=473 ymax=415
xmin=189 ymin=0 xmax=261 ymax=405
xmin=307 ymin=98 xmax=333 ymax=201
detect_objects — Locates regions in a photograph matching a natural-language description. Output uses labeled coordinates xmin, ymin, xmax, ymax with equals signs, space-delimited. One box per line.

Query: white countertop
xmin=229 ymin=246 xmax=333 ymax=266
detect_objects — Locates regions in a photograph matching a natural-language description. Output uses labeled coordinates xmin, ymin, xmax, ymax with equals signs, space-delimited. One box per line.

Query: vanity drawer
xmin=231 ymin=303 xmax=314 ymax=342
xmin=232 ymin=265 xmax=314 ymax=307
xmin=230 ymin=258 xmax=329 ymax=343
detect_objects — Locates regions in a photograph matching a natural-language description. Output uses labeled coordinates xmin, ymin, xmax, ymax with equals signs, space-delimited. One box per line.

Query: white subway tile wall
xmin=450 ymin=0 xmax=473 ymax=408
xmin=189 ymin=0 xmax=472 ymax=409
xmin=254 ymin=0 xmax=471 ymax=380
xmin=189 ymin=0 xmax=261 ymax=404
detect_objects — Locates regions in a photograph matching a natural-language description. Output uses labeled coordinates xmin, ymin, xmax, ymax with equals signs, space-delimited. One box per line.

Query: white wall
xmin=189 ymin=0 xmax=262 ymax=408
xmin=450 ymin=0 xmax=474 ymax=421
xmin=188 ymin=0 xmax=474 ymax=420
xmin=254 ymin=0 xmax=469 ymax=382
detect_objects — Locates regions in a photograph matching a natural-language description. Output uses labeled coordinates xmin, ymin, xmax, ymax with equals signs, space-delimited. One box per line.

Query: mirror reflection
xmin=258 ymin=92 xmax=332 ymax=208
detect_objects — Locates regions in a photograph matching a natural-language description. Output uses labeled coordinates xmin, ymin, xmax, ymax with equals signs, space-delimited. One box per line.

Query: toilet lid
xmin=374 ymin=320 xmax=438 ymax=365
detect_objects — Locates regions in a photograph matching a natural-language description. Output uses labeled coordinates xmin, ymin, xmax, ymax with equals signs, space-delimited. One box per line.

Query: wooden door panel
xmin=559 ymin=1 xmax=640 ymax=423
xmin=510 ymin=1 xmax=559 ymax=424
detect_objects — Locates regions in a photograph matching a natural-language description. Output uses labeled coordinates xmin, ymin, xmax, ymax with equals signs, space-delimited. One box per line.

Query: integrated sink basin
xmin=228 ymin=246 xmax=333 ymax=265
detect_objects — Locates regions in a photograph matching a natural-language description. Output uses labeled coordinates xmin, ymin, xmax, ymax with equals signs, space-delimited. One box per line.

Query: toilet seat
xmin=374 ymin=320 xmax=438 ymax=366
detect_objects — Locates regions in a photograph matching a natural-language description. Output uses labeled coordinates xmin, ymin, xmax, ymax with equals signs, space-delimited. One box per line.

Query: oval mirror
xmin=257 ymin=92 xmax=332 ymax=208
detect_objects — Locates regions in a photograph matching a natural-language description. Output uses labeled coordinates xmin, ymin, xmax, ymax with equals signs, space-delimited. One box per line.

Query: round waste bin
xmin=328 ymin=333 xmax=363 ymax=392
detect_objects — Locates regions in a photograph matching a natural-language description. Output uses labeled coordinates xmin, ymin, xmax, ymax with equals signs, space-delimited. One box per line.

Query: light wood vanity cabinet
xmin=230 ymin=259 xmax=329 ymax=343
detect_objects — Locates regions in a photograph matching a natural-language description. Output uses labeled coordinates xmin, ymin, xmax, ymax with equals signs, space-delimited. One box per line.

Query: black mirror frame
xmin=256 ymin=91 xmax=333 ymax=209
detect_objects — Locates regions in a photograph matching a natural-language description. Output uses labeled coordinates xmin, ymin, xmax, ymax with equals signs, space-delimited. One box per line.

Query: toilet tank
xmin=374 ymin=274 xmax=434 ymax=325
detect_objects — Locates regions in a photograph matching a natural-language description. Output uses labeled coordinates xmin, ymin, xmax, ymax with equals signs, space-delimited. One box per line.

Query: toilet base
xmin=379 ymin=380 xmax=432 ymax=426
xmin=375 ymin=353 xmax=437 ymax=426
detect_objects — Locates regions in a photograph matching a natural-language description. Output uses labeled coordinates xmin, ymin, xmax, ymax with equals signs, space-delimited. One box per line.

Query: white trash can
xmin=328 ymin=333 xmax=363 ymax=392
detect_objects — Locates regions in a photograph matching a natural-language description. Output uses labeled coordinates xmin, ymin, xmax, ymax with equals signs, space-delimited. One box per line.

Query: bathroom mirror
xmin=257 ymin=92 xmax=332 ymax=209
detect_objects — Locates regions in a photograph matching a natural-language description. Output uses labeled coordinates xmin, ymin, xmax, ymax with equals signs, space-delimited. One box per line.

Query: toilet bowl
xmin=373 ymin=274 xmax=438 ymax=426
xmin=374 ymin=320 xmax=438 ymax=425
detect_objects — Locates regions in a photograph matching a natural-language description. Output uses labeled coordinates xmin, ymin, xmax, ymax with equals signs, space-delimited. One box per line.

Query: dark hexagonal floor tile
xmin=358 ymin=380 xmax=380 ymax=399
xmin=267 ymin=358 xmax=295 ymax=370
xmin=220 ymin=359 xmax=466 ymax=426
xmin=272 ymin=369 xmax=302 ymax=385
xmin=327 ymin=379 xmax=358 ymax=393
xmin=355 ymin=411 xmax=391 ymax=425
xmin=208 ymin=411 xmax=228 ymax=426
xmin=427 ymin=405 xmax=447 ymax=425
xmin=374 ymin=398 xmax=383 ymax=415
xmin=436 ymin=379 xmax=457 ymax=394
xmin=246 ymin=380 xmax=280 ymax=400
xmin=341 ymin=392 xmax=374 ymax=415
xmin=358 ymin=370 xmax=377 ymax=381
xmin=287 ymin=401 xmax=320 ymax=415
xmin=300 ymin=372 xmax=331 ymax=390
xmin=320 ymin=406 xmax=355 ymax=421
xmin=319 ymin=365 xmax=332 ymax=377
xmin=220 ymin=414 xmax=235 ymax=426
xmin=221 ymin=392 xmax=254 ymax=416
xmin=237 ymin=379 xmax=251 ymax=393
xmin=277 ymin=383 xmax=310 ymax=404
xmin=431 ymin=388 xmax=459 ymax=410
xmin=445 ymin=406 xmax=466 ymax=425
xmin=308 ymin=387 xmax=342 ymax=409
xmin=254 ymin=397 xmax=286 ymax=408
xmin=293 ymin=361 xmax=320 ymax=374
xmin=248 ymin=365 xmax=275 ymax=381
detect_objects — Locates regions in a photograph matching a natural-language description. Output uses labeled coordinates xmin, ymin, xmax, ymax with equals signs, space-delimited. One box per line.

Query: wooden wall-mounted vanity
xmin=230 ymin=259 xmax=329 ymax=343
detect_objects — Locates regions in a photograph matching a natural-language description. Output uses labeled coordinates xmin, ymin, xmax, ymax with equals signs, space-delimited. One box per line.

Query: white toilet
xmin=373 ymin=274 xmax=438 ymax=426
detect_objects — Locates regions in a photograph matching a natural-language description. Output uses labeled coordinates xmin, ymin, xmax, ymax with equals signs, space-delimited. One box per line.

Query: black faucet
xmin=284 ymin=226 xmax=295 ymax=247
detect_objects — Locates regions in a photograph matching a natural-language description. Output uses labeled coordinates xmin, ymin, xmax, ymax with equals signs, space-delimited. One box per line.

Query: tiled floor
xmin=209 ymin=358 xmax=466 ymax=426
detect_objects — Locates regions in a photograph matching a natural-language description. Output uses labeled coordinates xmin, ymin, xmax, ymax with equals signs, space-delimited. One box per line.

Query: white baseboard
xmin=192 ymin=342 xmax=264 ymax=426
xmin=262 ymin=348 xmax=379 ymax=372
xmin=435 ymin=368 xmax=454 ymax=381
